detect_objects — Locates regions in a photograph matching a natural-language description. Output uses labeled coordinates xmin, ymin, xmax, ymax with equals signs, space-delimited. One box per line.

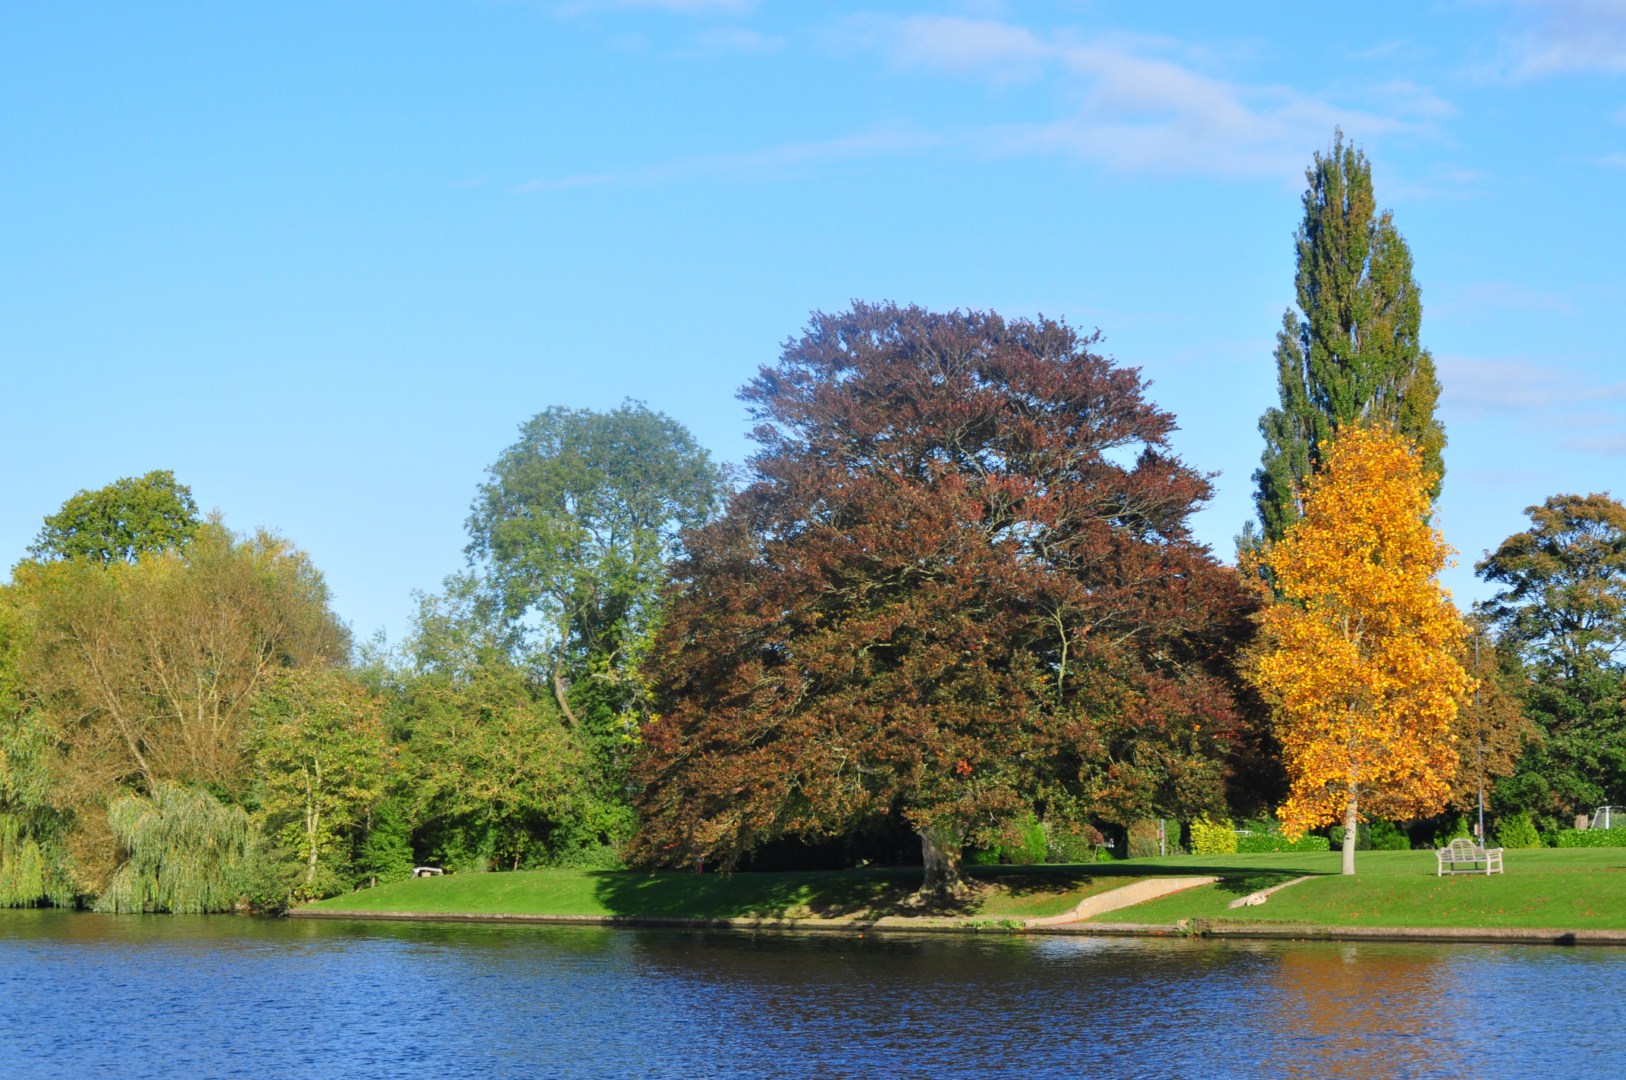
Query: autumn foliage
xmin=632 ymin=303 xmax=1255 ymax=894
xmin=1249 ymin=426 xmax=1470 ymax=870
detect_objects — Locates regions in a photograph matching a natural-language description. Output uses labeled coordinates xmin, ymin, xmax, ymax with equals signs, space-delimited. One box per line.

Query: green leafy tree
xmin=1253 ymin=132 xmax=1446 ymax=542
xmin=251 ymin=669 xmax=389 ymax=897
xmin=29 ymin=470 xmax=200 ymax=565
xmin=0 ymin=591 xmax=74 ymax=906
xmin=1478 ymin=494 xmax=1626 ymax=822
xmin=466 ymin=401 xmax=725 ymax=772
xmin=395 ymin=664 xmax=604 ymax=871
xmin=9 ymin=519 xmax=348 ymax=895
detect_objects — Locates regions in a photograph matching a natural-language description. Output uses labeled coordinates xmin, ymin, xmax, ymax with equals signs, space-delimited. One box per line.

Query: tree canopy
xmin=1477 ymin=493 xmax=1626 ymax=821
xmin=1253 ymin=132 xmax=1446 ymax=543
xmin=466 ymin=401 xmax=725 ymax=757
xmin=29 ymin=470 xmax=200 ymax=565
xmin=7 ymin=520 xmax=349 ymax=894
xmin=633 ymin=302 xmax=1254 ymax=896
xmin=1250 ymin=426 xmax=1468 ymax=874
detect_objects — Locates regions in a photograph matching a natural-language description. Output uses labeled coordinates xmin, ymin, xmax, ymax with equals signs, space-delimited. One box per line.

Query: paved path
xmin=1025 ymin=876 xmax=1219 ymax=927
xmin=1227 ymin=874 xmax=1315 ymax=909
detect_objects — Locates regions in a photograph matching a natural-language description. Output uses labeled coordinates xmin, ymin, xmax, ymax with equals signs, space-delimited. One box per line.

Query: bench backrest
xmin=1445 ymin=838 xmax=1483 ymax=857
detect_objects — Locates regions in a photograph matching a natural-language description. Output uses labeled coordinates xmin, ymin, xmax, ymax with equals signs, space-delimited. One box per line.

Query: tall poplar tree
xmin=1253 ymin=132 xmax=1446 ymax=542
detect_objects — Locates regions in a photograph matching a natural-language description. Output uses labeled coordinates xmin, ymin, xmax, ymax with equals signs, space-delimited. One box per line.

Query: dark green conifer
xmin=1253 ymin=131 xmax=1446 ymax=542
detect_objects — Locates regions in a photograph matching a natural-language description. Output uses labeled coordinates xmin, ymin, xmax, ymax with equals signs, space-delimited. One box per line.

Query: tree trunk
xmin=1341 ymin=791 xmax=1358 ymax=876
xmin=917 ymin=824 xmax=968 ymax=902
xmin=304 ymin=760 xmax=322 ymax=886
xmin=552 ymin=656 xmax=580 ymax=728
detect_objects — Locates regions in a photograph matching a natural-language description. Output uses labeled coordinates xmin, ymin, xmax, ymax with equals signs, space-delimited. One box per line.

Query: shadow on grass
xmin=588 ymin=860 xmax=1332 ymax=921
xmin=589 ymin=867 xmax=934 ymax=921
xmin=1213 ymin=873 xmax=1298 ymax=897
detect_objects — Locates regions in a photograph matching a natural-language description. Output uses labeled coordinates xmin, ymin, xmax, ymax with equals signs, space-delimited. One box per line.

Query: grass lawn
xmin=1098 ymin=847 xmax=1626 ymax=929
xmin=301 ymin=862 xmax=1160 ymax=922
xmin=301 ymin=848 xmax=1626 ymax=930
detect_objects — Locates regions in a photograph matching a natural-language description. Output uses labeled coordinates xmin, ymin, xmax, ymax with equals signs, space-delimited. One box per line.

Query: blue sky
xmin=4 ymin=1 xmax=1624 ymax=645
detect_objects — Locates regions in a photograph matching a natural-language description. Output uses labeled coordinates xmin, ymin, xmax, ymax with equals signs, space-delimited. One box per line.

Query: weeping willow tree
xmin=96 ymin=783 xmax=259 ymax=914
xmin=0 ymin=814 xmax=75 ymax=907
xmin=0 ymin=591 xmax=76 ymax=907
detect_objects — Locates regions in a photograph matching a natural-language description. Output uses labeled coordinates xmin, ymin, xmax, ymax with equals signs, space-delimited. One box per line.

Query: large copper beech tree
xmin=1250 ymin=426 xmax=1470 ymax=875
xmin=633 ymin=303 xmax=1255 ymax=897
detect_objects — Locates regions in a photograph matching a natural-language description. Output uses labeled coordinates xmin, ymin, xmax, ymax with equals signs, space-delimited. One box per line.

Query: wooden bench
xmin=1435 ymin=837 xmax=1503 ymax=876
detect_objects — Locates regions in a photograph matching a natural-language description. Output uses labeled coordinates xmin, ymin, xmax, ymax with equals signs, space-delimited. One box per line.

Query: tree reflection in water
xmin=1255 ymin=943 xmax=1461 ymax=1079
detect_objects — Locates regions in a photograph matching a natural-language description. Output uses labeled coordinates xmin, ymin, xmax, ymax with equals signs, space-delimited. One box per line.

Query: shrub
xmin=1127 ymin=819 xmax=1165 ymax=859
xmin=1006 ymin=815 xmax=1049 ymax=865
xmin=1327 ymin=820 xmax=1409 ymax=851
xmin=1368 ymin=820 xmax=1411 ymax=850
xmin=1495 ymin=812 xmax=1541 ymax=850
xmin=1431 ymin=815 xmax=1473 ymax=846
xmin=968 ymin=813 xmax=1051 ymax=865
xmin=1236 ymin=832 xmax=1330 ymax=853
xmin=1327 ymin=824 xmax=1363 ymax=849
xmin=1554 ymin=827 xmax=1626 ymax=848
xmin=1190 ymin=816 xmax=1238 ymax=855
xmin=1046 ymin=822 xmax=1104 ymax=865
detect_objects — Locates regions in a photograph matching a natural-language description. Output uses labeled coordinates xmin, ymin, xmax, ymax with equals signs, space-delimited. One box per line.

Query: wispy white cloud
xmin=1437 ymin=355 xmax=1626 ymax=418
xmin=850 ymin=14 xmax=1052 ymax=82
xmin=838 ymin=14 xmax=1439 ymax=179
xmin=1433 ymin=281 xmax=1579 ymax=316
xmin=530 ymin=12 xmax=1453 ymax=191
xmin=1504 ymin=0 xmax=1626 ymax=77
xmin=691 ymin=26 xmax=784 ymax=54
xmin=519 ymin=128 xmax=945 ymax=191
xmin=1566 ymin=431 xmax=1626 ymax=454
xmin=1371 ymin=80 xmax=1458 ymax=119
xmin=555 ymin=0 xmax=754 ymax=15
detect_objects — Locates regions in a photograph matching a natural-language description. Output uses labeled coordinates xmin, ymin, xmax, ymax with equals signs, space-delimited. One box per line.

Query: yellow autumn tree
xmin=1250 ymin=425 xmax=1471 ymax=875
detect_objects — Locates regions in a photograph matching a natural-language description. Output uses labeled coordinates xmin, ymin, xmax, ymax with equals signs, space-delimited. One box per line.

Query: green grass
xmin=302 ymin=863 xmax=1157 ymax=921
xmin=1098 ymin=847 xmax=1626 ymax=929
xmin=301 ymin=849 xmax=1626 ymax=930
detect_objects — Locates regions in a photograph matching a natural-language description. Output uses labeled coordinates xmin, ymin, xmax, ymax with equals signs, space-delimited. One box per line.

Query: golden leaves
xmin=1249 ymin=426 xmax=1472 ymax=836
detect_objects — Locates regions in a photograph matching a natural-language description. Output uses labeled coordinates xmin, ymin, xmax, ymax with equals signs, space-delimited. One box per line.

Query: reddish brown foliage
xmin=633 ymin=303 xmax=1255 ymax=870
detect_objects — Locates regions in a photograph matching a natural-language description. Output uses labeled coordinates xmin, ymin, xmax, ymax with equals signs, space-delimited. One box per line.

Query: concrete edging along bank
xmin=285 ymin=907 xmax=1626 ymax=945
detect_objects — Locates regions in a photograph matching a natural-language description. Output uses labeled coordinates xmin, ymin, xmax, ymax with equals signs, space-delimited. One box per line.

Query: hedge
xmin=1553 ymin=827 xmax=1626 ymax=848
xmin=1235 ymin=832 xmax=1330 ymax=853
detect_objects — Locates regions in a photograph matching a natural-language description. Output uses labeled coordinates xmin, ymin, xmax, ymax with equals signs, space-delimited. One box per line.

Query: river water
xmin=1 ymin=910 xmax=1620 ymax=1078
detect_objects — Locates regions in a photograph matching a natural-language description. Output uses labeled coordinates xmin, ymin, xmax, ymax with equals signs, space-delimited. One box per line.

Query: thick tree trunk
xmin=917 ymin=824 xmax=968 ymax=902
xmin=1341 ymin=791 xmax=1358 ymax=876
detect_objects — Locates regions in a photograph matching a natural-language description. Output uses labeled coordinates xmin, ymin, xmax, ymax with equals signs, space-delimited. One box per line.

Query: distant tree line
xmin=0 ymin=133 xmax=1619 ymax=909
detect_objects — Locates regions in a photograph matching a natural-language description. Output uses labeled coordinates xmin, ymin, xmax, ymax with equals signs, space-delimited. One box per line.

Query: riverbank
xmin=294 ymin=848 xmax=1626 ymax=943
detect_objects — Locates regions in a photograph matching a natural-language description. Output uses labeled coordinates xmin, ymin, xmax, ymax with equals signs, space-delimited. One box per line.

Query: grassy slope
xmin=1099 ymin=848 xmax=1626 ymax=929
xmin=302 ymin=864 xmax=1158 ymax=921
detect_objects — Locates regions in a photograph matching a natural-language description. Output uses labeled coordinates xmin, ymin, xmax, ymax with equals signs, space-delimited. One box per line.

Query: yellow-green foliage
xmin=97 ymin=783 xmax=259 ymax=914
xmin=1190 ymin=816 xmax=1238 ymax=855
